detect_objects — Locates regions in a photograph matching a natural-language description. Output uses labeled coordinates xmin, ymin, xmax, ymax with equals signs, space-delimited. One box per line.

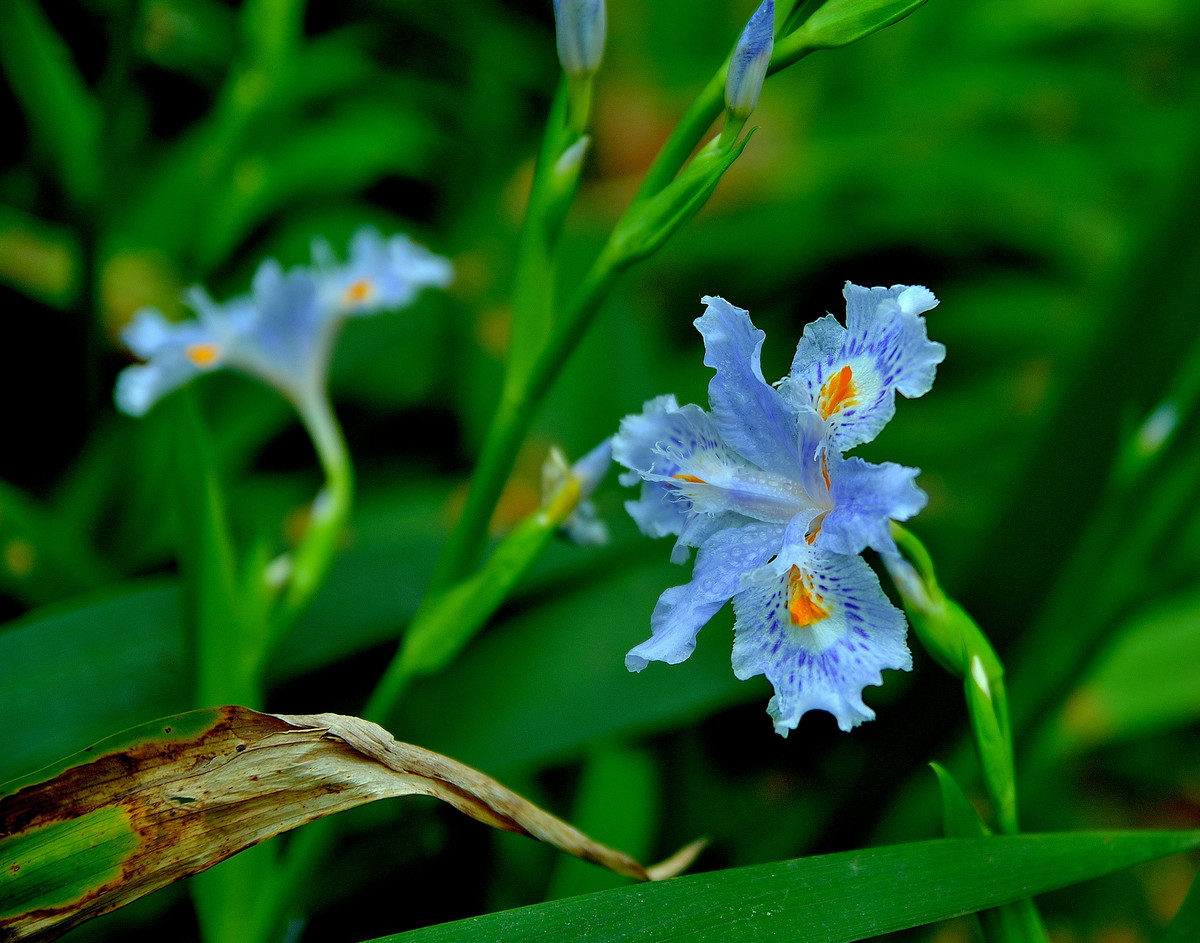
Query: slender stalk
xmin=263 ymin=388 xmax=355 ymax=650
xmin=377 ymin=255 xmax=623 ymax=712
xmin=422 ymin=249 xmax=623 ymax=603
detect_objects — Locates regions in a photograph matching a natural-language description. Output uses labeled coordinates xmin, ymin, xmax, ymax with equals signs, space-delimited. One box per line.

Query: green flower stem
xmin=173 ymin=392 xmax=276 ymax=943
xmin=633 ymin=26 xmax=828 ymax=204
xmin=411 ymin=249 xmax=624 ymax=617
xmin=191 ymin=0 xmax=304 ymax=272
xmin=890 ymin=524 xmax=1018 ymax=836
xmin=565 ymin=72 xmax=595 ymax=136
xmin=506 ymin=82 xmax=586 ymax=394
xmin=263 ymin=388 xmax=354 ymax=654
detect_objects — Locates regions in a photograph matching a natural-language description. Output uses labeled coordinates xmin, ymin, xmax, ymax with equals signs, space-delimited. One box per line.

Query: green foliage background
xmin=1 ymin=0 xmax=1199 ymax=940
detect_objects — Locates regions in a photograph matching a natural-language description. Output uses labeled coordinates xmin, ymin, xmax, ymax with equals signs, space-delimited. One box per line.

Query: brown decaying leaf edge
xmin=1 ymin=706 xmax=703 ymax=941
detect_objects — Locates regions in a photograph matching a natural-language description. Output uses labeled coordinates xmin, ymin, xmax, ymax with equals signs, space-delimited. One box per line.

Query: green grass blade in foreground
xmin=373 ymin=831 xmax=1200 ymax=943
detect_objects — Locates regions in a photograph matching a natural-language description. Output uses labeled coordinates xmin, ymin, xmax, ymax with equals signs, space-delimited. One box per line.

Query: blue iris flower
xmin=613 ymin=285 xmax=944 ymax=735
xmin=115 ymin=229 xmax=452 ymax=417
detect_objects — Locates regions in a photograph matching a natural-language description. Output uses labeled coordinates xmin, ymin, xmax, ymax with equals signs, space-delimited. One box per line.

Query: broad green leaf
xmin=545 ymin=743 xmax=659 ymax=901
xmin=1053 ymin=588 xmax=1200 ymax=750
xmin=374 ymin=830 xmax=1200 ymax=943
xmin=0 ymin=707 xmax=697 ymax=941
xmin=932 ymin=764 xmax=1048 ymax=943
xmin=0 ymin=484 xmax=449 ymax=786
xmin=0 ymin=477 xmax=114 ymax=607
xmin=0 ymin=581 xmax=187 ymax=784
xmin=400 ymin=555 xmax=755 ymax=773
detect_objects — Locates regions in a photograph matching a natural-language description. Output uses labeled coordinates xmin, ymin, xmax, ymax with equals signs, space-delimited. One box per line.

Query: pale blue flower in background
xmin=115 ymin=229 xmax=451 ymax=417
xmin=613 ymin=287 xmax=942 ymax=734
xmin=726 ymin=0 xmax=775 ymax=121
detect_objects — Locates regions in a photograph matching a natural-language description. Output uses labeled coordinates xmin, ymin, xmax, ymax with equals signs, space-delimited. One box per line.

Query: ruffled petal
xmin=782 ymin=283 xmax=944 ymax=453
xmin=627 ymin=522 xmax=783 ymax=671
xmin=696 ymin=296 xmax=804 ymax=478
xmin=614 ymin=394 xmax=816 ymax=529
xmin=731 ymin=535 xmax=911 ymax=734
xmin=819 ymin=454 xmax=927 ymax=555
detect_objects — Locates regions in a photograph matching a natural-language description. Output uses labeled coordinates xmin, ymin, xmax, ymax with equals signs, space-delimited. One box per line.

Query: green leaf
xmin=0 ymin=483 xmax=452 ymax=787
xmin=545 ymin=743 xmax=659 ymax=901
xmin=932 ymin=764 xmax=1048 ymax=943
xmin=372 ymin=831 xmax=1200 ymax=943
xmin=932 ymin=762 xmax=988 ymax=840
xmin=1053 ymin=588 xmax=1200 ymax=750
xmin=608 ymin=134 xmax=753 ymax=267
xmin=168 ymin=393 xmax=258 ymax=707
xmin=0 ymin=477 xmax=114 ymax=607
xmin=786 ymin=0 xmax=928 ymax=51
xmin=400 ymin=556 xmax=753 ymax=774
xmin=0 ymin=581 xmax=188 ymax=785
xmin=0 ymin=0 xmax=102 ymax=206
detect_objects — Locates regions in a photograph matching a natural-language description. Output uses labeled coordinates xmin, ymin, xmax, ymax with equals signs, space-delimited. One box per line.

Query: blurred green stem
xmin=263 ymin=389 xmax=354 ymax=653
xmin=191 ymin=0 xmax=304 ymax=272
xmin=380 ymin=249 xmax=627 ymax=708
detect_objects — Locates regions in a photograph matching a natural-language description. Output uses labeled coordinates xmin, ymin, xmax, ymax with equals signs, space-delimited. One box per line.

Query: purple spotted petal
xmin=627 ymin=522 xmax=783 ymax=670
xmin=697 ymin=296 xmax=804 ymax=479
xmin=819 ymin=454 xmax=927 ymax=555
xmin=782 ymin=283 xmax=944 ymax=453
xmin=731 ymin=542 xmax=911 ymax=734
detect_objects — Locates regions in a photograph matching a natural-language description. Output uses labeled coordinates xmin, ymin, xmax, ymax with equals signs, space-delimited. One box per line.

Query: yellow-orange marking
xmin=672 ymin=474 xmax=707 ymax=484
xmin=343 ymin=278 xmax=374 ymax=306
xmin=787 ymin=565 xmax=829 ymax=626
xmin=819 ymin=365 xmax=858 ymax=419
xmin=185 ymin=342 xmax=221 ymax=368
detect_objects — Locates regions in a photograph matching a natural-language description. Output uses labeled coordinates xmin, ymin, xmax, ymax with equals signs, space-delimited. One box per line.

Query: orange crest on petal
xmin=672 ymin=473 xmax=708 ymax=484
xmin=343 ymin=278 xmax=374 ymax=306
xmin=818 ymin=365 xmax=858 ymax=419
xmin=185 ymin=342 xmax=221 ymax=368
xmin=787 ymin=565 xmax=829 ymax=627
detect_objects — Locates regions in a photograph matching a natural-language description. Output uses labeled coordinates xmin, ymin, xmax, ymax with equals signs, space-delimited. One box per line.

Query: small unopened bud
xmin=553 ymin=0 xmax=606 ymax=78
xmin=725 ymin=0 xmax=774 ymax=120
xmin=542 ymin=439 xmax=612 ymax=546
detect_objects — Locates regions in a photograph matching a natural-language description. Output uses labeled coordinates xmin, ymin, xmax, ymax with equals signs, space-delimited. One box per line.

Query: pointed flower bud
xmin=725 ymin=0 xmax=774 ymax=120
xmin=553 ymin=0 xmax=606 ymax=78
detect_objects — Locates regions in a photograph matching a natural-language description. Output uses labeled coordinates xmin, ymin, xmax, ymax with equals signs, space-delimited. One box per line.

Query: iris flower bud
xmin=725 ymin=1 xmax=774 ymax=120
xmin=553 ymin=0 xmax=606 ymax=78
